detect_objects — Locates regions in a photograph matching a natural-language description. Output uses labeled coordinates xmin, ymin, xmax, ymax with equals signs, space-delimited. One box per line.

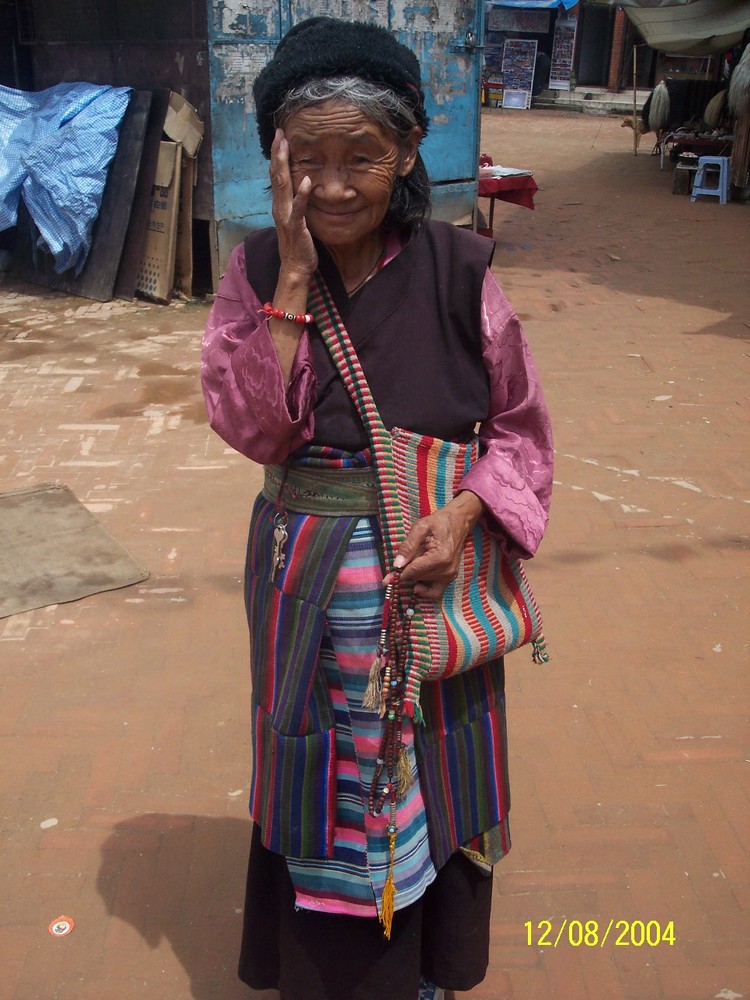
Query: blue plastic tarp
xmin=0 ymin=82 xmax=131 ymax=274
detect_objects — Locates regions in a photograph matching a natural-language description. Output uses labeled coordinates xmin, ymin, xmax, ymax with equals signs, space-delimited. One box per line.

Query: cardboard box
xmin=164 ymin=92 xmax=204 ymax=158
xmin=136 ymin=92 xmax=203 ymax=302
xmin=135 ymin=140 xmax=182 ymax=303
xmin=174 ymin=154 xmax=196 ymax=297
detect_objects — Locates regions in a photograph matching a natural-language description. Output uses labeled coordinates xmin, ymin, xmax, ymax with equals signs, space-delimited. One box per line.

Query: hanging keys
xmin=270 ymin=513 xmax=288 ymax=581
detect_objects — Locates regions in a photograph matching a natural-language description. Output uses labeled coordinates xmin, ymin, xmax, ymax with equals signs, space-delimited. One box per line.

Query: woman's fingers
xmin=290 ymin=174 xmax=312 ymax=221
xmin=270 ymin=130 xmax=317 ymax=275
xmin=271 ymin=130 xmax=310 ymax=224
xmin=270 ymin=129 xmax=293 ymax=221
xmin=385 ymin=515 xmax=463 ymax=592
xmin=384 ymin=495 xmax=484 ymax=596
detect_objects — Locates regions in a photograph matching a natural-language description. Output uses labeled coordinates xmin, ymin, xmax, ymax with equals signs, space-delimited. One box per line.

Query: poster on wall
xmin=484 ymin=41 xmax=505 ymax=71
xmin=501 ymin=38 xmax=537 ymax=110
xmin=549 ymin=16 xmax=577 ymax=90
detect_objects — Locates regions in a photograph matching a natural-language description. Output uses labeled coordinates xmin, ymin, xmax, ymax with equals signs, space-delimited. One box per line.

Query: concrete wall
xmin=26 ymin=42 xmax=213 ymax=221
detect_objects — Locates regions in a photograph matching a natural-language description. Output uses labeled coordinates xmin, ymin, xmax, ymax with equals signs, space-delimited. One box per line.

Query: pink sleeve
xmin=460 ymin=269 xmax=554 ymax=559
xmin=200 ymin=243 xmax=317 ymax=464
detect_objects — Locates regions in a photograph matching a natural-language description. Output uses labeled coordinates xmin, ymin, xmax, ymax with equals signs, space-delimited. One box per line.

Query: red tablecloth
xmin=478 ymin=173 xmax=538 ymax=210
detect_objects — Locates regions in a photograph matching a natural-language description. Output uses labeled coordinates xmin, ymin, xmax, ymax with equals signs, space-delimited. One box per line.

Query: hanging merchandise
xmin=549 ymin=16 xmax=578 ymax=91
xmin=728 ymin=42 xmax=750 ymax=116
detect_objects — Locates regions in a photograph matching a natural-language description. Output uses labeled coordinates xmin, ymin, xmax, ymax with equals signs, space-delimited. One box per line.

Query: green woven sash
xmin=263 ymin=464 xmax=379 ymax=516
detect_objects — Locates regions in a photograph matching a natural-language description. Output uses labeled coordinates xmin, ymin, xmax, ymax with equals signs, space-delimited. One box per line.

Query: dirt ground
xmin=0 ymin=109 xmax=748 ymax=1000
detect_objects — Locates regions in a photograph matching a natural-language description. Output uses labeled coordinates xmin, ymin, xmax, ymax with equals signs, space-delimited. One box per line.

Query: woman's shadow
xmin=96 ymin=813 xmax=279 ymax=1000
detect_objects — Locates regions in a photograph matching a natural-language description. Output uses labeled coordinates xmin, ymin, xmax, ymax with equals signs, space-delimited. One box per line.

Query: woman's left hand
xmin=386 ymin=491 xmax=485 ymax=600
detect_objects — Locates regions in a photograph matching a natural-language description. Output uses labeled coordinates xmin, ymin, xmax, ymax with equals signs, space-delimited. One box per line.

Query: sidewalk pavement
xmin=0 ymin=110 xmax=748 ymax=1000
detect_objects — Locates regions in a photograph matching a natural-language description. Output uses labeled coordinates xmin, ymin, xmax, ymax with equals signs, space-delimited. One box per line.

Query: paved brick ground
xmin=1 ymin=111 xmax=748 ymax=1000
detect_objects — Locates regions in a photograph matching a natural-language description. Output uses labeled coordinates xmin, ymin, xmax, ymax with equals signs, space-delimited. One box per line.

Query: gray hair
xmin=274 ymin=76 xmax=419 ymax=146
xmin=273 ymin=76 xmax=431 ymax=231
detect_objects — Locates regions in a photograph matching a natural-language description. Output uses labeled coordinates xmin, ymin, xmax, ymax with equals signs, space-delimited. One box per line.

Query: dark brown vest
xmin=244 ymin=221 xmax=494 ymax=452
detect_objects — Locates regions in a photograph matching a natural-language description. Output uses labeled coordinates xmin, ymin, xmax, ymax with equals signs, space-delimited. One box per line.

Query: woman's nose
xmin=313 ymin=165 xmax=353 ymax=199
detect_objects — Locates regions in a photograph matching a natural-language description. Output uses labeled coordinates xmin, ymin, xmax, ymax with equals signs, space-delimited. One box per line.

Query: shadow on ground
xmin=479 ymin=112 xmax=749 ymax=341
xmin=96 ymin=813 xmax=277 ymax=1000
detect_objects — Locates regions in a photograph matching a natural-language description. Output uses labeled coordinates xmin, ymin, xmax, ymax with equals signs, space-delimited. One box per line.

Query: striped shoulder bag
xmin=308 ymin=272 xmax=549 ymax=722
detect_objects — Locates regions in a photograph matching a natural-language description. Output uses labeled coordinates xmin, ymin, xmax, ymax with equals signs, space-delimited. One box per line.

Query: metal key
xmin=270 ymin=514 xmax=288 ymax=581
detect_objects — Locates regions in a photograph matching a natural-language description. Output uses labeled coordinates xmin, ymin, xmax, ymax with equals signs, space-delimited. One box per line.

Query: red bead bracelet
xmin=261 ymin=302 xmax=313 ymax=325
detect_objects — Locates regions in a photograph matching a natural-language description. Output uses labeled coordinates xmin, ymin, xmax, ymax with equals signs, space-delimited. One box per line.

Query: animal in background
xmin=621 ymin=116 xmax=647 ymax=149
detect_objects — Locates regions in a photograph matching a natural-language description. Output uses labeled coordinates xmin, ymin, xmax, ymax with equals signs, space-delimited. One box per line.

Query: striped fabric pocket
xmin=251 ymin=704 xmax=336 ymax=858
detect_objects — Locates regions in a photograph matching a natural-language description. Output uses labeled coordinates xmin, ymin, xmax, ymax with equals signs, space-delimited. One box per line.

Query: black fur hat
xmin=252 ymin=17 xmax=430 ymax=158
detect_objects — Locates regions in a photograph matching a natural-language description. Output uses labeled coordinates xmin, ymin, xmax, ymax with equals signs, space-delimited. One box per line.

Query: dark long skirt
xmin=238 ymin=824 xmax=493 ymax=1000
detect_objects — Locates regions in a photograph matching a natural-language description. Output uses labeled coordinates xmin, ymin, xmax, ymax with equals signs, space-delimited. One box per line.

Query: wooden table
xmin=659 ymin=132 xmax=734 ymax=170
xmin=478 ymin=172 xmax=538 ymax=229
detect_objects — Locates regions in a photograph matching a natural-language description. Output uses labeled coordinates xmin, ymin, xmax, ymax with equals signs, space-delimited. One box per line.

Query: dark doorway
xmin=0 ymin=0 xmax=32 ymax=88
xmin=577 ymin=4 xmax=612 ymax=87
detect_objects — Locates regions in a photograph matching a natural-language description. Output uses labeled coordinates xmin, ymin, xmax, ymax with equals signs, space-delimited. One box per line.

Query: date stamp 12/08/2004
xmin=525 ymin=919 xmax=676 ymax=949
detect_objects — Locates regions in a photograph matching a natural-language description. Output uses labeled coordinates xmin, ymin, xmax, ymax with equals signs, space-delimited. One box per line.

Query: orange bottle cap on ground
xmin=48 ymin=916 xmax=75 ymax=937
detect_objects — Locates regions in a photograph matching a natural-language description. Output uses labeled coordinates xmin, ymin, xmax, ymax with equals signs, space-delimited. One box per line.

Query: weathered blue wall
xmin=208 ymin=0 xmax=483 ymax=269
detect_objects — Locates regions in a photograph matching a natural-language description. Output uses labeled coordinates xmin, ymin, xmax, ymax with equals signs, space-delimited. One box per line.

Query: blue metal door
xmin=208 ymin=0 xmax=484 ymax=269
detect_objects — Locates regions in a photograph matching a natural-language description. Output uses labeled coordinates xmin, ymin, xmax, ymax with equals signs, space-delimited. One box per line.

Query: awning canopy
xmin=619 ymin=0 xmax=750 ymax=55
xmin=486 ymin=0 xmax=579 ymax=9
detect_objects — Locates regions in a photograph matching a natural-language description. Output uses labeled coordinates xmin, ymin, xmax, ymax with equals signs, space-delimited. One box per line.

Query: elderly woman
xmin=201 ymin=17 xmax=553 ymax=1000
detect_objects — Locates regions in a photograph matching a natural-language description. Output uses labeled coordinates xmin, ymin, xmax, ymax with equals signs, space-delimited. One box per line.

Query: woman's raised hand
xmin=266 ymin=129 xmax=318 ymax=385
xmin=270 ymin=128 xmax=318 ymax=278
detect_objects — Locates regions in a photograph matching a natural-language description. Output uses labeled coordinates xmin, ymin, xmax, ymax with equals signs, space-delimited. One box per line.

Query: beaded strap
xmin=308 ymin=272 xmax=421 ymax=939
xmin=307 ymin=278 xmax=438 ymax=696
xmin=308 ymin=273 xmax=548 ymax=935
xmin=308 ymin=273 xmax=408 ymax=572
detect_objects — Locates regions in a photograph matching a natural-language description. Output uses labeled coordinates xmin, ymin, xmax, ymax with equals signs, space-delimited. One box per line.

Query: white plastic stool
xmin=690 ymin=156 xmax=730 ymax=204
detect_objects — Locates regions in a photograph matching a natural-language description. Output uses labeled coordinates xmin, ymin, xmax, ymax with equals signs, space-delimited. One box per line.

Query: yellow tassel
xmin=362 ymin=654 xmax=383 ymax=710
xmin=396 ymin=746 xmax=413 ymax=797
xmin=380 ymin=829 xmax=398 ymax=939
xmin=381 ymin=871 xmax=396 ymax=939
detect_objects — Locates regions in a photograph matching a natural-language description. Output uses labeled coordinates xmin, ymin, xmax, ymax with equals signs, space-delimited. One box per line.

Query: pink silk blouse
xmin=201 ymin=240 xmax=554 ymax=560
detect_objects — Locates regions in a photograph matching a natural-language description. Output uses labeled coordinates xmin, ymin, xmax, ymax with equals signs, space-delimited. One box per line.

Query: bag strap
xmin=308 ymin=272 xmax=422 ymax=932
xmin=307 ymin=272 xmax=406 ymax=570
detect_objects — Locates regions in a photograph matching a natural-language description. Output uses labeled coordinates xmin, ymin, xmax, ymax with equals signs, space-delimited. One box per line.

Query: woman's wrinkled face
xmin=283 ymin=99 xmax=419 ymax=248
